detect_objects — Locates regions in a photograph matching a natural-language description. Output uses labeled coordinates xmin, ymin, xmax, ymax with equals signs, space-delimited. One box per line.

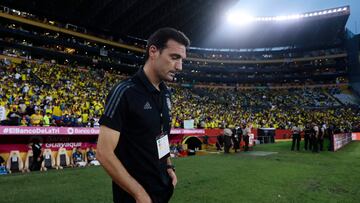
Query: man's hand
xmin=167 ymin=168 xmax=177 ymax=187
xmin=97 ymin=126 xmax=150 ymax=202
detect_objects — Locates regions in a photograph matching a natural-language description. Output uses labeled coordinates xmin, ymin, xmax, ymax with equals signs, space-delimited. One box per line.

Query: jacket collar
xmin=135 ymin=67 xmax=166 ymax=93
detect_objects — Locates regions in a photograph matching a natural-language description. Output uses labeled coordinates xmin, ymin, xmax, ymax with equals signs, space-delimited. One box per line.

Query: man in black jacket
xmin=97 ymin=28 xmax=190 ymax=203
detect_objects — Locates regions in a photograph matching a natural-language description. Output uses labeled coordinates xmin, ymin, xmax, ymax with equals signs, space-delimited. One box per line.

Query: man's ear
xmin=149 ymin=45 xmax=158 ymax=59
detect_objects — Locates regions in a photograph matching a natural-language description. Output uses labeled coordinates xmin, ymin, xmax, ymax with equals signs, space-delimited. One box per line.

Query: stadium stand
xmin=0 ymin=57 xmax=359 ymax=131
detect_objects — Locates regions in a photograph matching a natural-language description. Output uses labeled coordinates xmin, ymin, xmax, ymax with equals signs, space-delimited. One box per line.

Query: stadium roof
xmin=1 ymin=0 xmax=350 ymax=49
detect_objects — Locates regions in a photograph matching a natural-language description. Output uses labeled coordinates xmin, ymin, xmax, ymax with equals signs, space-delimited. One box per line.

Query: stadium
xmin=0 ymin=0 xmax=360 ymax=202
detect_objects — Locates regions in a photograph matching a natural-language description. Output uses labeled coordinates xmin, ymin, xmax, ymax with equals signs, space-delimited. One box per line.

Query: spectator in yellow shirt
xmin=81 ymin=110 xmax=89 ymax=127
xmin=42 ymin=112 xmax=51 ymax=127
xmin=30 ymin=110 xmax=43 ymax=126
xmin=52 ymin=101 xmax=62 ymax=125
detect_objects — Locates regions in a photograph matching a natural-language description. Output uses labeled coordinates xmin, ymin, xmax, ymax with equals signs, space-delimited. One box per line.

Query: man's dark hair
xmin=144 ymin=27 xmax=190 ymax=61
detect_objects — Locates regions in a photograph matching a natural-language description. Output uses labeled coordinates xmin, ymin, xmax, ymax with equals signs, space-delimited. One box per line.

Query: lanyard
xmin=150 ymin=91 xmax=167 ymax=134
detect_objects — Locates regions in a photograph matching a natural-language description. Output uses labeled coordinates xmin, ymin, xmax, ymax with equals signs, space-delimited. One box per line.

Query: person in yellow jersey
xmin=52 ymin=100 xmax=62 ymax=125
xmin=94 ymin=102 xmax=102 ymax=116
xmin=30 ymin=110 xmax=43 ymax=126
xmin=81 ymin=110 xmax=89 ymax=127
xmin=0 ymin=98 xmax=7 ymax=124
xmin=42 ymin=112 xmax=51 ymax=127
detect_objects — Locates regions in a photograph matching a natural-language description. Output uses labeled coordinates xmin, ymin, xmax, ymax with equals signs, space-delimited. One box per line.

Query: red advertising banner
xmin=0 ymin=126 xmax=300 ymax=155
xmin=0 ymin=142 xmax=96 ymax=153
xmin=352 ymin=132 xmax=360 ymax=141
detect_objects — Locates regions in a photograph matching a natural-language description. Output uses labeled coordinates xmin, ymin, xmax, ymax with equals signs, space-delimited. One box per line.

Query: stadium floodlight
xmin=226 ymin=10 xmax=255 ymax=26
xmin=225 ymin=6 xmax=348 ymax=24
xmin=275 ymin=16 xmax=286 ymax=21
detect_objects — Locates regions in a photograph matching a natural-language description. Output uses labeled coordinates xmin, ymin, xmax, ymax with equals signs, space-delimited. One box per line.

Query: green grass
xmin=1 ymin=141 xmax=360 ymax=203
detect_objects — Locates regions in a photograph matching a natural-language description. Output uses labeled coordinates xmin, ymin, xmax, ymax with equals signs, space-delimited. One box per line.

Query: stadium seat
xmin=41 ymin=149 xmax=55 ymax=171
xmin=23 ymin=149 xmax=33 ymax=173
xmin=56 ymin=147 xmax=70 ymax=169
xmin=6 ymin=151 xmax=24 ymax=173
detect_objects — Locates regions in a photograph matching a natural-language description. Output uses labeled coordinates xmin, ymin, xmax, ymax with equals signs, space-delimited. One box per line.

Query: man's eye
xmin=171 ymin=55 xmax=181 ymax=60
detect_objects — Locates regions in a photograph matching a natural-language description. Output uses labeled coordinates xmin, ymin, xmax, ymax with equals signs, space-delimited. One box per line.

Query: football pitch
xmin=1 ymin=141 xmax=360 ymax=203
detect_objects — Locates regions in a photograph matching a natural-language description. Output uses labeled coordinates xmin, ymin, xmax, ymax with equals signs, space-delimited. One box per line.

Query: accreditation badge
xmin=166 ymin=97 xmax=172 ymax=111
xmin=156 ymin=133 xmax=170 ymax=159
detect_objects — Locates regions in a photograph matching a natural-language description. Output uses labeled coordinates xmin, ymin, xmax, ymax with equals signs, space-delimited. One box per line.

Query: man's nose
xmin=175 ymin=61 xmax=182 ymax=71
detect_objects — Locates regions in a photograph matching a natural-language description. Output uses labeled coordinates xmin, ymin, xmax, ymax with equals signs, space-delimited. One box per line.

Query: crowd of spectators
xmin=0 ymin=20 xmax=348 ymax=93
xmin=0 ymin=59 xmax=123 ymax=127
xmin=0 ymin=58 xmax=359 ymax=131
xmin=170 ymin=86 xmax=359 ymax=131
